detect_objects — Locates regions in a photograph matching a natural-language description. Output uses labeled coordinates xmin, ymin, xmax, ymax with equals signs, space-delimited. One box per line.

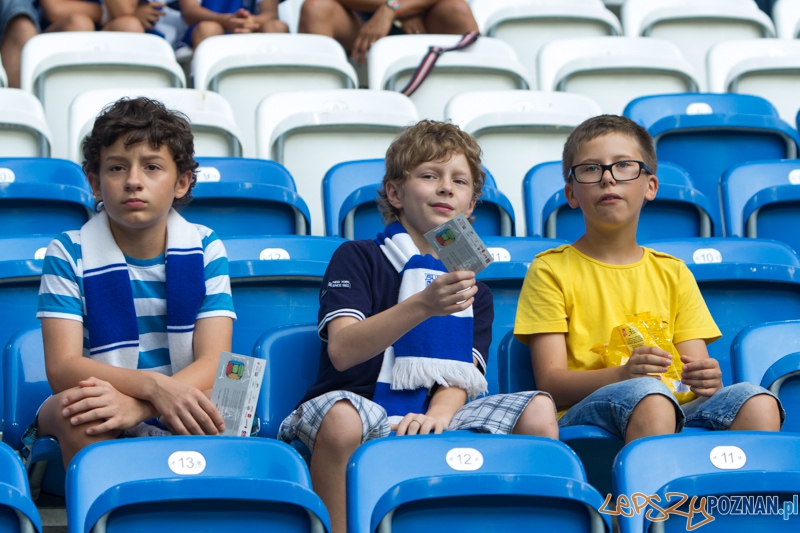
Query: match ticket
xmin=210 ymin=352 xmax=265 ymax=437
xmin=423 ymin=214 xmax=493 ymax=274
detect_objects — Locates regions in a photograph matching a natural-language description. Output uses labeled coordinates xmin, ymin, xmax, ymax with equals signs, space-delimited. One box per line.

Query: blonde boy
xmin=279 ymin=120 xmax=557 ymax=533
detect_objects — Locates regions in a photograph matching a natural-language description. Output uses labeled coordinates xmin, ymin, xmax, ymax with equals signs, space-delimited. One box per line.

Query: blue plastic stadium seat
xmin=624 ymin=93 xmax=800 ymax=224
xmin=0 ymin=441 xmax=42 ymax=533
xmin=0 ymin=235 xmax=50 ymax=428
xmin=252 ymin=324 xmax=320 ymax=439
xmin=182 ymin=158 xmax=311 ymax=237
xmin=732 ymin=320 xmax=800 ymax=433
xmin=643 ymin=238 xmax=800 ymax=386
xmin=614 ymin=432 xmax=800 ymax=533
xmin=523 ymin=160 xmax=719 ymax=240
xmin=347 ymin=432 xmax=611 ymax=533
xmin=721 ymin=159 xmax=800 ymax=253
xmin=322 ymin=159 xmax=516 ymax=239
xmin=478 ymin=236 xmax=566 ymax=395
xmin=225 ymin=236 xmax=345 ymax=357
xmin=2 ymin=326 xmax=63 ymax=498
xmin=66 ymin=436 xmax=330 ymax=533
xmin=0 ymin=158 xmax=93 ymax=236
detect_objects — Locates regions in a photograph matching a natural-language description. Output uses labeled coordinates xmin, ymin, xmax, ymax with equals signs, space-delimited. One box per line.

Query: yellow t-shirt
xmin=514 ymin=245 xmax=721 ymax=374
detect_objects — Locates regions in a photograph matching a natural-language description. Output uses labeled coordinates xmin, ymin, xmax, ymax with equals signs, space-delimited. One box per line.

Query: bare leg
xmin=298 ymin=0 xmax=361 ymax=51
xmin=512 ymin=394 xmax=559 ymax=439
xmin=102 ymin=16 xmax=145 ymax=32
xmin=309 ymin=400 xmax=363 ymax=533
xmin=423 ymin=0 xmax=478 ymax=34
xmin=44 ymin=13 xmax=96 ymax=33
xmin=729 ymin=394 xmax=781 ymax=431
xmin=191 ymin=20 xmax=225 ymax=48
xmin=0 ymin=15 xmax=38 ymax=88
xmin=624 ymin=394 xmax=677 ymax=444
xmin=37 ymin=389 xmax=122 ymax=468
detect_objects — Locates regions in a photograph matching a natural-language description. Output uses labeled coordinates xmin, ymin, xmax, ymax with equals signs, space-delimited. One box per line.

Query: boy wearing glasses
xmin=513 ymin=115 xmax=782 ymax=443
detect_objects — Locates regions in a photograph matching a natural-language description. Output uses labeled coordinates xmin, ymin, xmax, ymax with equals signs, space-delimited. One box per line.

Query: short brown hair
xmin=561 ymin=115 xmax=657 ymax=183
xmin=377 ymin=120 xmax=485 ymax=224
xmin=82 ymin=97 xmax=198 ymax=210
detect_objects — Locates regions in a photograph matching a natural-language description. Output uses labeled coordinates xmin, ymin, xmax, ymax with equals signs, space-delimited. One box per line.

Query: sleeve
xmin=37 ymin=233 xmax=84 ymax=322
xmin=513 ymin=256 xmax=569 ymax=344
xmin=672 ymin=263 xmax=722 ymax=345
xmin=197 ymin=229 xmax=237 ymax=320
xmin=471 ymin=281 xmax=493 ymax=374
xmin=317 ymin=241 xmax=376 ymax=341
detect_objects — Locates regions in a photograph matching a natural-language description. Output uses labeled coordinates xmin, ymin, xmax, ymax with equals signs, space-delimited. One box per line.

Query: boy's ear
xmin=465 ymin=194 xmax=478 ymax=217
xmin=385 ymin=180 xmax=404 ymax=210
xmin=644 ymin=173 xmax=659 ymax=202
xmin=173 ymin=170 xmax=193 ymax=199
xmin=565 ymin=180 xmax=580 ymax=209
xmin=87 ymin=172 xmax=102 ymax=200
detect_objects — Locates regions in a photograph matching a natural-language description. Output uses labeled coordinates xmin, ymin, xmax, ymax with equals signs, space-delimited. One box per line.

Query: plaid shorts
xmin=278 ymin=390 xmax=551 ymax=454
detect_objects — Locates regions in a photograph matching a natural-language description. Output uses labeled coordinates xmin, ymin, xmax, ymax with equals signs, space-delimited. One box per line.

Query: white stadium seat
xmin=0 ymin=88 xmax=52 ymax=157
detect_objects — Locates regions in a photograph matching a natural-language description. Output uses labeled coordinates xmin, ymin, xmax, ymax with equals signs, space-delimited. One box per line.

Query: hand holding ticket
xmin=423 ymin=214 xmax=494 ymax=274
xmin=210 ymin=352 xmax=265 ymax=436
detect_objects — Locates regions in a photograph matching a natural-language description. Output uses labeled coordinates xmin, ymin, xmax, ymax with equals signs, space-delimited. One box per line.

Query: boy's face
xmin=88 ymin=137 xmax=191 ymax=235
xmin=564 ymin=132 xmax=658 ymax=232
xmin=386 ymin=152 xmax=477 ymax=238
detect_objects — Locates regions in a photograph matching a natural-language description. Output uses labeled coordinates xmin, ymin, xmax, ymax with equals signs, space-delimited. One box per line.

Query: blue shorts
xmin=0 ymin=0 xmax=40 ymax=42
xmin=558 ymin=379 xmax=784 ymax=438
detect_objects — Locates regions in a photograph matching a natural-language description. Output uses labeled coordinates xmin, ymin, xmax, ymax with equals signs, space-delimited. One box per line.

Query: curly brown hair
xmin=377 ymin=120 xmax=485 ymax=225
xmin=82 ymin=97 xmax=198 ymax=211
xmin=561 ymin=115 xmax=657 ymax=183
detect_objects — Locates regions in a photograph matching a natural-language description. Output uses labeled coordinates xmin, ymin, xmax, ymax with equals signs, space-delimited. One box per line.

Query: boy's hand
xmin=392 ymin=413 xmax=448 ymax=436
xmin=401 ymin=15 xmax=425 ymax=35
xmin=680 ymin=354 xmax=722 ymax=397
xmin=61 ymin=377 xmax=152 ymax=435
xmin=226 ymin=8 xmax=260 ymax=33
xmin=149 ymin=373 xmax=226 ymax=435
xmin=620 ymin=346 xmax=671 ymax=380
xmin=417 ymin=270 xmax=477 ymax=317
xmin=134 ymin=2 xmax=165 ymax=30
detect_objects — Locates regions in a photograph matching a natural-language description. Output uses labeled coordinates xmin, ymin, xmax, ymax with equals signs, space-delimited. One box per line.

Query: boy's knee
xmin=192 ymin=21 xmax=225 ymax=47
xmin=5 ymin=15 xmax=38 ymax=45
xmin=316 ymin=401 xmax=363 ymax=452
xmin=625 ymin=392 xmax=678 ymax=441
xmin=61 ymin=13 xmax=96 ymax=32
xmin=299 ymin=0 xmax=337 ymax=29
xmin=732 ymin=393 xmax=782 ymax=431
xmin=103 ymin=16 xmax=145 ymax=33
xmin=514 ymin=394 xmax=558 ymax=439
xmin=261 ymin=18 xmax=289 ymax=34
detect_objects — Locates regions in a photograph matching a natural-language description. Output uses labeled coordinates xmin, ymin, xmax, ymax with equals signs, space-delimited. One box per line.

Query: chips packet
xmin=590 ymin=312 xmax=696 ymax=404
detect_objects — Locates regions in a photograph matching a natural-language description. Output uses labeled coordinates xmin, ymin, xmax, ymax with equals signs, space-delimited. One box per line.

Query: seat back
xmin=642 ymin=238 xmax=800 ymax=385
xmin=478 ymin=236 xmax=566 ymax=395
xmin=708 ymin=39 xmax=800 ymax=124
xmin=0 ymin=442 xmax=42 ymax=533
xmin=192 ymin=34 xmax=358 ymax=157
xmin=614 ymin=432 xmax=800 ymax=533
xmin=2 ymin=327 xmax=49 ymax=452
xmin=347 ymin=432 xmax=611 ymax=533
xmin=68 ymin=88 xmax=243 ymax=163
xmin=322 ymin=159 xmax=516 ymax=239
xmin=774 ymin=0 xmax=800 ymax=38
xmin=445 ymin=90 xmax=602 ymax=235
xmin=225 ymin=236 xmax=344 ymax=357
xmin=731 ymin=320 xmax=800 ymax=433
xmin=255 ymin=90 xmax=418 ymax=235
xmin=0 ymin=88 xmax=52 ymax=157
xmin=622 ymin=0 xmax=775 ymax=90
xmin=523 ymin=160 xmax=717 ymax=239
xmin=0 ymin=236 xmax=48 ymax=424
xmin=20 ymin=32 xmax=185 ymax=159
xmin=721 ymin=159 xmax=800 ymax=253
xmin=67 ymin=436 xmax=330 ymax=533
xmin=0 ymin=158 xmax=93 ymax=236
xmin=183 ymin=158 xmax=311 ymax=237
xmin=252 ymin=324 xmax=320 ymax=439
xmin=625 ymin=92 xmax=800 ymax=224
xmin=470 ymin=0 xmax=621 ymax=87
xmin=538 ymin=37 xmax=699 ymax=113
xmin=368 ymin=35 xmax=531 ymax=120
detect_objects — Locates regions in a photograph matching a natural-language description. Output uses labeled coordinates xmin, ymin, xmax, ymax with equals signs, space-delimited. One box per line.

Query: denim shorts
xmin=0 ymin=0 xmax=40 ymax=41
xmin=558 ymin=378 xmax=783 ymax=438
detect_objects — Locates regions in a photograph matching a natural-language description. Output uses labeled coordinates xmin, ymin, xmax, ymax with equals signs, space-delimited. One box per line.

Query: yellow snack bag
xmin=591 ymin=312 xmax=696 ymax=404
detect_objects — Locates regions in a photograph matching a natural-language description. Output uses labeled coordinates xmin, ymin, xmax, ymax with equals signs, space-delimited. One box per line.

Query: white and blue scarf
xmin=81 ymin=209 xmax=206 ymax=374
xmin=373 ymin=222 xmax=487 ymax=422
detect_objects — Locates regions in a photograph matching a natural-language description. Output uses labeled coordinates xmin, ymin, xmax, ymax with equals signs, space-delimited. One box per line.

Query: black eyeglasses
xmin=569 ymin=160 xmax=653 ymax=184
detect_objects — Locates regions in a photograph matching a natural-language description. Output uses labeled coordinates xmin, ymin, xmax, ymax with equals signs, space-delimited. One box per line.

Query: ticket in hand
xmin=210 ymin=352 xmax=265 ymax=437
xmin=423 ymin=214 xmax=493 ymax=274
